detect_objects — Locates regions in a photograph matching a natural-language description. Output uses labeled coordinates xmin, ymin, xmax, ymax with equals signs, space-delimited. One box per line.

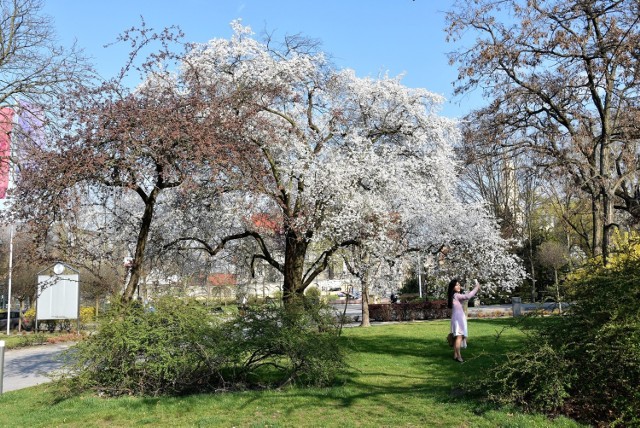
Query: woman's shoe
xmin=455 ymin=357 xmax=464 ymax=363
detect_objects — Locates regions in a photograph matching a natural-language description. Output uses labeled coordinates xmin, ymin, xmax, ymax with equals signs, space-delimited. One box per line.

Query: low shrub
xmin=222 ymin=297 xmax=345 ymax=387
xmin=475 ymin=253 xmax=640 ymax=427
xmin=21 ymin=307 xmax=95 ymax=332
xmin=63 ymin=298 xmax=226 ymax=396
xmin=368 ymin=303 xmax=393 ymax=321
xmin=57 ymin=319 xmax=72 ymax=332
xmin=61 ymin=296 xmax=346 ymax=396
xmin=79 ymin=307 xmax=96 ymax=326
xmin=22 ymin=308 xmax=35 ymax=331
xmin=42 ymin=320 xmax=58 ymax=333
xmin=17 ymin=332 xmax=47 ymax=347
xmin=479 ymin=341 xmax=573 ymax=414
xmin=304 ymin=286 xmax=322 ymax=300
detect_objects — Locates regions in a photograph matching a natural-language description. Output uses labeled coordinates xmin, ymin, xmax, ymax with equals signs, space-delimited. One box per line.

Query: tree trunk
xmin=360 ymin=258 xmax=371 ymax=327
xmin=18 ymin=299 xmax=24 ymax=333
xmin=360 ymin=281 xmax=371 ymax=327
xmin=592 ymin=194 xmax=603 ymax=258
xmin=282 ymin=229 xmax=309 ymax=304
xmin=554 ymin=268 xmax=562 ymax=315
xmin=528 ymin=221 xmax=536 ymax=303
xmin=122 ymin=192 xmax=158 ymax=302
xmin=602 ymin=190 xmax=615 ymax=266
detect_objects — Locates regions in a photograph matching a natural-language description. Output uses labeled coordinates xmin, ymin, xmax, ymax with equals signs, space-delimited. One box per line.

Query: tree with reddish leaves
xmin=8 ymin=27 xmax=249 ymax=302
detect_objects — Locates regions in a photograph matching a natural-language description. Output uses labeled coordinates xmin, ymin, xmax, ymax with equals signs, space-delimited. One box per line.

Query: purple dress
xmin=450 ymin=283 xmax=480 ymax=348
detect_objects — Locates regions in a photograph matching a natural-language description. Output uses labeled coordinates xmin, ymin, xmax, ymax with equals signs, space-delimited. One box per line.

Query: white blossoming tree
xmin=162 ymin=21 xmax=524 ymax=304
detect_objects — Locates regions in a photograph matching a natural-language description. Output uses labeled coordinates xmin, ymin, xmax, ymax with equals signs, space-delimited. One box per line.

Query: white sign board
xmin=37 ymin=274 xmax=79 ymax=320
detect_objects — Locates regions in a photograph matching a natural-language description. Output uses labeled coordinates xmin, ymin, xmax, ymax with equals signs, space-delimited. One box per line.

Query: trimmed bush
xmin=368 ymin=300 xmax=450 ymax=322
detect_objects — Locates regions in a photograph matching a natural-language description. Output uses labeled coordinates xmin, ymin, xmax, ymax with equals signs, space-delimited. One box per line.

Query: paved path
xmin=331 ymin=302 xmax=567 ymax=321
xmin=1 ymin=342 xmax=75 ymax=393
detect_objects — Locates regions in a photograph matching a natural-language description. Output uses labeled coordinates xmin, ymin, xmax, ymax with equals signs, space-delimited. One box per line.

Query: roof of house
xmin=207 ymin=273 xmax=237 ymax=287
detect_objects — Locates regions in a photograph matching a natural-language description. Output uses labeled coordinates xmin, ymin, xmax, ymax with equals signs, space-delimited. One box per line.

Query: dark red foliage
xmin=368 ymin=300 xmax=450 ymax=322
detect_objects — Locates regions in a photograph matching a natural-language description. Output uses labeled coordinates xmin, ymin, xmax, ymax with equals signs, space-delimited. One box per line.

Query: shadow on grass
xmin=314 ymin=321 xmax=533 ymax=414
xmin=193 ymin=332 xmax=510 ymax=420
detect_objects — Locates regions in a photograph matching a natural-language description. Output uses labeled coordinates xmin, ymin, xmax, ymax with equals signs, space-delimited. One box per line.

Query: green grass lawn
xmin=0 ymin=331 xmax=77 ymax=349
xmin=0 ymin=319 xmax=584 ymax=427
xmin=0 ymin=333 xmax=27 ymax=348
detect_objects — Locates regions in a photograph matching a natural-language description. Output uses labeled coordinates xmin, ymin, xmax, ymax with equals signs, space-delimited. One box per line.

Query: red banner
xmin=0 ymin=108 xmax=13 ymax=199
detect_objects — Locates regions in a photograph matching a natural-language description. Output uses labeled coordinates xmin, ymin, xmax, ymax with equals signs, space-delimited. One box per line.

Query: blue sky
xmin=43 ymin=0 xmax=482 ymax=118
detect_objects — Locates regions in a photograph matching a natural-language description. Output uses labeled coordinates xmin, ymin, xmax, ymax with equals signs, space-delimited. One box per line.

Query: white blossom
xmin=161 ymin=21 xmax=525 ymax=293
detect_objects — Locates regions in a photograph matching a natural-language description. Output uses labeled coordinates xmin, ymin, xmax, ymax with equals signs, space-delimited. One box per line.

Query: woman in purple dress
xmin=447 ymin=278 xmax=480 ymax=363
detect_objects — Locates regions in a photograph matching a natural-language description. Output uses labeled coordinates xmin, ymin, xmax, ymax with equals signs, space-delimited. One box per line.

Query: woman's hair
xmin=447 ymin=278 xmax=458 ymax=309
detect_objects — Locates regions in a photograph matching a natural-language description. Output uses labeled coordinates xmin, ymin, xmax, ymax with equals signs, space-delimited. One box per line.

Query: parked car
xmin=0 ymin=311 xmax=23 ymax=330
xmin=338 ymin=291 xmax=361 ymax=299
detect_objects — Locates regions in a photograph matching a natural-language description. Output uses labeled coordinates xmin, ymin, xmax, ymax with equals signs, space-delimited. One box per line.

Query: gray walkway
xmin=331 ymin=301 xmax=566 ymax=321
xmin=1 ymin=342 xmax=74 ymax=393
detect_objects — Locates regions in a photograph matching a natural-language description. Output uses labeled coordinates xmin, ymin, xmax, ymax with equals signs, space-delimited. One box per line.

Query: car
xmin=0 ymin=311 xmax=23 ymax=330
xmin=338 ymin=291 xmax=361 ymax=299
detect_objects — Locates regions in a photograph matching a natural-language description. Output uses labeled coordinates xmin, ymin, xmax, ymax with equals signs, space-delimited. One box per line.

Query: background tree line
xmin=449 ymin=0 xmax=640 ymax=302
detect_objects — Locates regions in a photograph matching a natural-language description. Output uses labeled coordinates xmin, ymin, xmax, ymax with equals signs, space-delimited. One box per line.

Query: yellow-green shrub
xmin=22 ymin=306 xmax=95 ymax=331
xmin=566 ymin=229 xmax=640 ymax=288
xmin=478 ymin=241 xmax=640 ymax=427
xmin=79 ymin=306 xmax=95 ymax=324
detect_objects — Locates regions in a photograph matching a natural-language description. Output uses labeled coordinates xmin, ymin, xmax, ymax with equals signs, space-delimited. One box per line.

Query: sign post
xmin=36 ymin=263 xmax=80 ymax=332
